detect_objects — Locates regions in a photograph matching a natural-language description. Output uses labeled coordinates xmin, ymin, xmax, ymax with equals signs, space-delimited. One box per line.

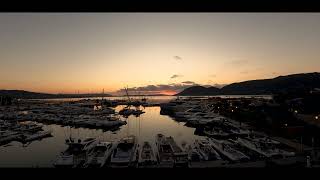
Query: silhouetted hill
xmin=0 ymin=90 xmax=112 ymax=99
xmin=221 ymin=72 xmax=320 ymax=95
xmin=175 ymin=86 xmax=221 ymax=96
xmin=175 ymin=72 xmax=320 ymax=96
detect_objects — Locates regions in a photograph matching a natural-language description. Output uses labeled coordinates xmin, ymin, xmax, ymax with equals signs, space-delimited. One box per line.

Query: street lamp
xmin=316 ymin=116 xmax=319 ymax=120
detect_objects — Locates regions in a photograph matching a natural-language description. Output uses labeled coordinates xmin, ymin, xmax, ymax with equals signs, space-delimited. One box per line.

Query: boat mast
xmin=124 ymin=86 xmax=131 ymax=104
xmin=101 ymin=88 xmax=104 ymax=107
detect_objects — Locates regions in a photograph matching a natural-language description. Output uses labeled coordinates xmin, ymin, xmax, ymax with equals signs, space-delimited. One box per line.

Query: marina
xmin=0 ymin=96 xmax=308 ymax=168
xmin=1 ymin=13 xmax=320 ymax=169
xmin=0 ymin=97 xmax=201 ymax=167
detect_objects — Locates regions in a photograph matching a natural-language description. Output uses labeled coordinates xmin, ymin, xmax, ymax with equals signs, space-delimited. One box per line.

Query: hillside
xmin=175 ymin=72 xmax=320 ymax=96
xmin=175 ymin=86 xmax=221 ymax=96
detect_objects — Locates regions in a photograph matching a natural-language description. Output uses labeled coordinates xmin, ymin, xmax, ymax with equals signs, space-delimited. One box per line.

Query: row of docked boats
xmin=0 ymin=100 xmax=128 ymax=131
xmin=53 ymin=132 xmax=297 ymax=168
xmin=53 ymin=134 xmax=190 ymax=168
xmin=54 ymin=135 xmax=146 ymax=168
xmin=0 ymin=119 xmax=52 ymax=145
xmin=17 ymin=112 xmax=127 ymax=130
xmin=202 ymin=120 xmax=251 ymax=139
xmin=160 ymin=99 xmax=254 ymax=140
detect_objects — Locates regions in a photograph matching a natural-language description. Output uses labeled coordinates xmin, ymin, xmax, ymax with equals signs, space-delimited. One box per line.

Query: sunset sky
xmin=1 ymin=13 xmax=320 ymax=95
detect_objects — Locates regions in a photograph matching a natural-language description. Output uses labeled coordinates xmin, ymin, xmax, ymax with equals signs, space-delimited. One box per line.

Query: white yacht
xmin=166 ymin=136 xmax=189 ymax=167
xmin=194 ymin=139 xmax=221 ymax=161
xmin=185 ymin=144 xmax=203 ymax=162
xmin=208 ymin=138 xmax=250 ymax=162
xmin=85 ymin=141 xmax=115 ymax=168
xmin=138 ymin=141 xmax=158 ymax=167
xmin=236 ymin=137 xmax=295 ymax=158
xmin=53 ymin=138 xmax=97 ymax=168
xmin=20 ymin=130 xmax=52 ymax=143
xmin=155 ymin=134 xmax=174 ymax=168
xmin=110 ymin=136 xmax=139 ymax=168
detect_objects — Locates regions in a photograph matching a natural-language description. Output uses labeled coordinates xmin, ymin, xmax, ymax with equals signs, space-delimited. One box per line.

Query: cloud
xmin=173 ymin=56 xmax=182 ymax=60
xmin=171 ymin=74 xmax=183 ymax=79
xmin=115 ymin=82 xmax=228 ymax=95
xmin=209 ymin=74 xmax=217 ymax=78
xmin=181 ymin=81 xmax=196 ymax=84
xmin=117 ymin=83 xmax=198 ymax=95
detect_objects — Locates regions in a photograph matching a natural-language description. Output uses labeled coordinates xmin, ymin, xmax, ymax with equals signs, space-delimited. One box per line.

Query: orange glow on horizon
xmin=160 ymin=90 xmax=177 ymax=96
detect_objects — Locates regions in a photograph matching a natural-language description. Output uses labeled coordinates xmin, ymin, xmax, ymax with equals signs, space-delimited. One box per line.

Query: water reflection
xmin=0 ymin=106 xmax=203 ymax=167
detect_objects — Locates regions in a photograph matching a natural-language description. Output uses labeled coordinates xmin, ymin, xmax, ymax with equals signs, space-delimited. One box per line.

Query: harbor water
xmin=0 ymin=95 xmax=272 ymax=167
xmin=0 ymin=106 xmax=202 ymax=167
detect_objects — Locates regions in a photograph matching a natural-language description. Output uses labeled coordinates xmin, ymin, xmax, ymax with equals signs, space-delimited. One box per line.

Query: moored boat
xmin=166 ymin=136 xmax=189 ymax=167
xmin=84 ymin=141 xmax=115 ymax=168
xmin=155 ymin=134 xmax=174 ymax=168
xmin=20 ymin=130 xmax=52 ymax=143
xmin=208 ymin=138 xmax=250 ymax=162
xmin=109 ymin=135 xmax=139 ymax=168
xmin=0 ymin=131 xmax=21 ymax=145
xmin=138 ymin=141 xmax=158 ymax=168
xmin=53 ymin=137 xmax=97 ymax=168
xmin=185 ymin=144 xmax=203 ymax=162
xmin=194 ymin=139 xmax=221 ymax=161
xmin=236 ymin=137 xmax=295 ymax=159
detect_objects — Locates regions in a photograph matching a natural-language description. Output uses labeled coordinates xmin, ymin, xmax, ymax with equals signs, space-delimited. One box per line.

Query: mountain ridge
xmin=176 ymin=72 xmax=320 ymax=96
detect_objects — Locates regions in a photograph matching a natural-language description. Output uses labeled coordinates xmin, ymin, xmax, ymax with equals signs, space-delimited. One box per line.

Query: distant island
xmin=176 ymin=72 xmax=320 ymax=96
xmin=0 ymin=90 xmax=113 ymax=99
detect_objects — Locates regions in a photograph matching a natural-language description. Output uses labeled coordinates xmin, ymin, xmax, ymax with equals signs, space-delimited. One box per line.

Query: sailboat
xmin=119 ymin=87 xmax=145 ymax=117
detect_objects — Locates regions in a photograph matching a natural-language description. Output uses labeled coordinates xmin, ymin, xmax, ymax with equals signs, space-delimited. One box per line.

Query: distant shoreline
xmin=28 ymin=95 xmax=273 ymax=102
